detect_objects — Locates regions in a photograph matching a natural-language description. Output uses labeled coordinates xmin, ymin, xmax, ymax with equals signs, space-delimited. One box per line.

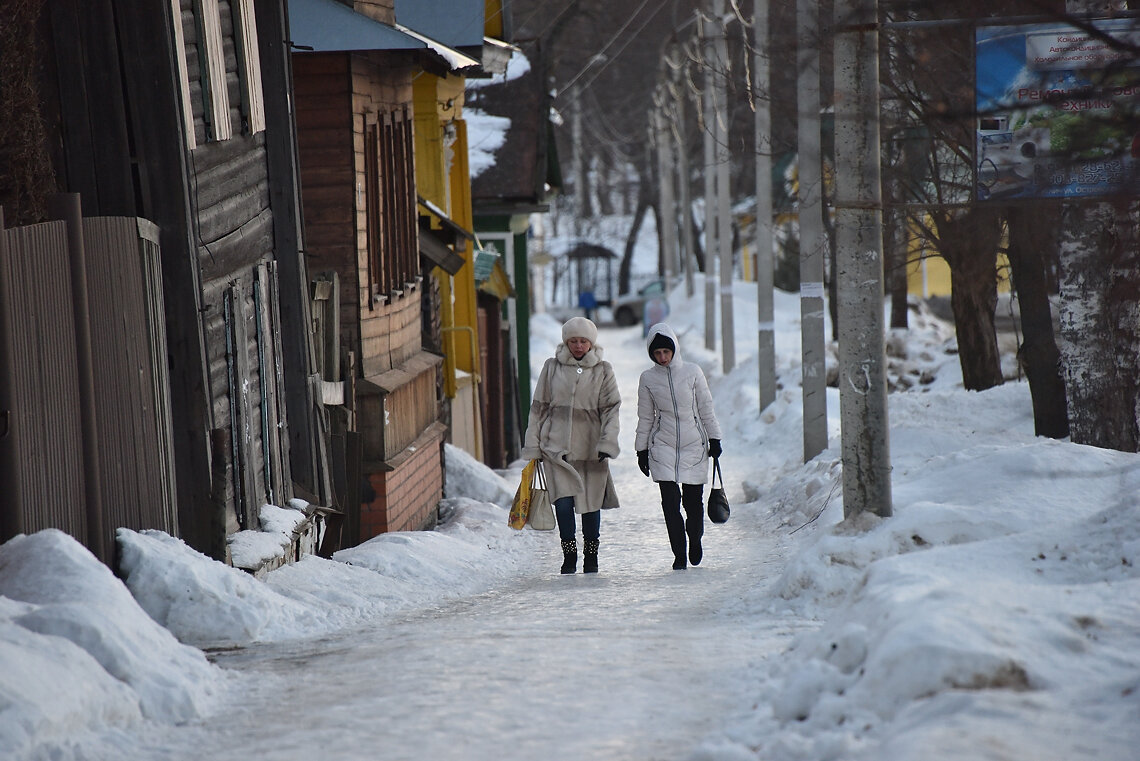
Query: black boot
xmin=683 ymin=484 xmax=704 ymax=567
xmin=560 ymin=539 xmax=577 ymax=574
xmin=582 ymin=539 xmax=599 ymax=573
xmin=665 ymin=510 xmax=687 ymax=570
xmin=688 ymin=533 xmax=703 ymax=566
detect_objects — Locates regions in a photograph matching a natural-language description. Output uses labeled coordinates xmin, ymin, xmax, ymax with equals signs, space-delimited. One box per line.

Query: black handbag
xmin=707 ymin=458 xmax=730 ymax=524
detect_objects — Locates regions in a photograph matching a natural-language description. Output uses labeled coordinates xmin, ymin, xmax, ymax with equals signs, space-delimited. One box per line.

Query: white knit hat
xmin=561 ymin=316 xmax=598 ymax=344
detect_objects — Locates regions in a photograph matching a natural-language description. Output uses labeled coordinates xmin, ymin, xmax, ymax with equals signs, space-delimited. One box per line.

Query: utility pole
xmin=700 ymin=12 xmax=717 ymax=351
xmin=673 ymin=63 xmax=697 ymax=298
xmin=834 ymin=0 xmax=891 ymax=518
xmin=754 ymin=0 xmax=776 ymax=411
xmin=653 ymin=92 xmax=679 ymax=287
xmin=572 ymin=84 xmax=584 ymax=245
xmin=713 ymin=0 xmax=735 ymax=373
xmin=796 ymin=0 xmax=828 ymax=462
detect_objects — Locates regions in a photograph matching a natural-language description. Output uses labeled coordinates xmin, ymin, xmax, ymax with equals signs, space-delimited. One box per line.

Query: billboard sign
xmin=975 ymin=19 xmax=1140 ymax=200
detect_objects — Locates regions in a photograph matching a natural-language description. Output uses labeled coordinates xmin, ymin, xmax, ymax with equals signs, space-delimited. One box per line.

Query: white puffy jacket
xmin=634 ymin=323 xmax=722 ymax=485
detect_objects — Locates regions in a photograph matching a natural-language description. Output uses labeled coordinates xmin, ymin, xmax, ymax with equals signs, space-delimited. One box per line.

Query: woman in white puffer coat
xmin=521 ymin=317 xmax=621 ymax=575
xmin=634 ymin=323 xmax=722 ymax=570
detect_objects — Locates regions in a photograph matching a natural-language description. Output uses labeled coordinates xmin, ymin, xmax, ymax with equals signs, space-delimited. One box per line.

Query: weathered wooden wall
xmin=292 ymin=48 xmax=446 ymax=544
xmin=176 ymin=0 xmax=290 ymax=536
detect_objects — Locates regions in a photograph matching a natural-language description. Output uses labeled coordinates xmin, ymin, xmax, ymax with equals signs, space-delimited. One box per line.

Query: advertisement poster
xmin=975 ymin=18 xmax=1140 ymax=200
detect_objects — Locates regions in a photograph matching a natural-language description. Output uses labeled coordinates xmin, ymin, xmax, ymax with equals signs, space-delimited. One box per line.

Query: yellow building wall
xmin=413 ymin=73 xmax=480 ymax=385
xmin=484 ymin=0 xmax=505 ymax=38
xmin=448 ymin=117 xmax=479 ymax=374
xmin=410 ymin=71 xmax=484 ymax=460
xmin=904 ymin=214 xmax=1010 ymax=299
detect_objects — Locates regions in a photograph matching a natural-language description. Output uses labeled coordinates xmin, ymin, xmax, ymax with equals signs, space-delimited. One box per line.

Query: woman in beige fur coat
xmin=521 ymin=317 xmax=621 ymax=574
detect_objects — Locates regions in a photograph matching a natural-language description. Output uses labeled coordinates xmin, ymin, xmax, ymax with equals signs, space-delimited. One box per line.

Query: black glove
xmin=708 ymin=439 xmax=722 ymax=459
xmin=637 ymin=450 xmax=650 ymax=476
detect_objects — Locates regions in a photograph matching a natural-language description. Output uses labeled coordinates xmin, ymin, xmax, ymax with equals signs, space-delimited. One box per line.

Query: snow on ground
xmin=2 ymin=277 xmax=1139 ymax=760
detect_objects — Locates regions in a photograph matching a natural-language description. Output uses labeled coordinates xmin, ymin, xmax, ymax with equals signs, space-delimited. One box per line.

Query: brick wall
xmin=359 ymin=428 xmax=444 ymax=538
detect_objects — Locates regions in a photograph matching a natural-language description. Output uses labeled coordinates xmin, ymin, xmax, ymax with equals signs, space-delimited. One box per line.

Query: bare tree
xmin=880 ymin=3 xmax=1009 ymax=390
xmin=1005 ymin=205 xmax=1069 ymax=438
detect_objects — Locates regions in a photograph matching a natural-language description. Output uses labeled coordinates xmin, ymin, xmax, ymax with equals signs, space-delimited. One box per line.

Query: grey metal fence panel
xmin=82 ymin=217 xmax=178 ymax=546
xmin=0 ymin=212 xmax=178 ymax=563
xmin=0 ymin=219 xmax=88 ymax=543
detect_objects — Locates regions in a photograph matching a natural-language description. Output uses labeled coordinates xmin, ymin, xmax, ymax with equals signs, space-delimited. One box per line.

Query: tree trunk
xmin=938 ymin=207 xmax=1004 ymax=391
xmin=618 ymin=187 xmax=650 ymax=296
xmin=1005 ymin=206 xmax=1068 ymax=439
xmin=1057 ymin=200 xmax=1140 ymax=451
xmin=823 ymin=185 xmax=839 ymax=340
xmin=690 ymin=215 xmax=706 ymax=273
xmin=887 ymin=207 xmax=909 ymax=329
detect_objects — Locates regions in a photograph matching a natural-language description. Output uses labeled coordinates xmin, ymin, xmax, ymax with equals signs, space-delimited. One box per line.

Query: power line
xmin=555 ymin=0 xmax=666 ymax=100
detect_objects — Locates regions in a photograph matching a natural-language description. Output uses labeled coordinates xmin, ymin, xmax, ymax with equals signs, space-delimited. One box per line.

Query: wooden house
xmin=0 ymin=0 xmax=330 ymax=567
xmin=397 ymin=0 xmax=515 ymax=468
xmin=287 ymin=0 xmax=483 ymax=541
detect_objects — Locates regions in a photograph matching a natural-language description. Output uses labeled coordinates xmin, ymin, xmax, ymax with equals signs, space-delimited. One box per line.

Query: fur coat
xmin=521 ymin=343 xmax=621 ymax=513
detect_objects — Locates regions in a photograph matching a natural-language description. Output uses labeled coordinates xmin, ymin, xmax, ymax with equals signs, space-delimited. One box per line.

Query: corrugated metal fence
xmin=0 ymin=200 xmax=177 ymax=565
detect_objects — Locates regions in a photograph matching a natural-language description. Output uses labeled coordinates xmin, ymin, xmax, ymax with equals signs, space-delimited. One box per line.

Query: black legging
xmin=658 ymin=481 xmax=704 ymax=561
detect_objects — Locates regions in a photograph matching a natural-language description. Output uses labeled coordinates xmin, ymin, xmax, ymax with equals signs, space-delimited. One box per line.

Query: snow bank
xmin=0 ymin=530 xmax=221 ymax=756
xmin=445 ymin=442 xmax=515 ymax=507
xmin=117 ymin=528 xmax=322 ymax=648
xmin=713 ymin=349 xmax=1140 ymax=760
xmin=110 ymin=446 xmax=534 ymax=652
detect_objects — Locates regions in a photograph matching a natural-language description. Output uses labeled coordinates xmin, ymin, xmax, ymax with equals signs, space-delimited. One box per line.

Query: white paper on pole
xmin=800 ymin=281 xmax=825 ymax=299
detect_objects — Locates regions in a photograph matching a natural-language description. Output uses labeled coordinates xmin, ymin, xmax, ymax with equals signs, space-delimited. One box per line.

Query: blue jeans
xmin=554 ymin=496 xmax=600 ymax=542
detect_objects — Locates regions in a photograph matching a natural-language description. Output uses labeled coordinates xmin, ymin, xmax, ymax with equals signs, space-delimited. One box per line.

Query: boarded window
xmin=364 ymin=106 xmax=418 ymax=305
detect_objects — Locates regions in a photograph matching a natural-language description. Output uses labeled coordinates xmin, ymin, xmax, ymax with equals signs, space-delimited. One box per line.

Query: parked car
xmin=612 ymin=279 xmax=666 ymax=327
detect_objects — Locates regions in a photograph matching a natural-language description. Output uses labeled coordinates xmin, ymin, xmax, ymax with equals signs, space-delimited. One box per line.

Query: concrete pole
xmin=713 ymin=0 xmax=736 ymax=373
xmin=654 ymin=98 xmax=679 ymax=286
xmin=572 ymin=85 xmax=584 ymax=244
xmin=797 ymin=0 xmax=828 ymax=462
xmin=834 ymin=0 xmax=892 ymax=517
xmin=700 ymin=11 xmax=718 ymax=350
xmin=754 ymin=0 xmax=776 ymax=411
xmin=674 ymin=74 xmax=697 ymax=298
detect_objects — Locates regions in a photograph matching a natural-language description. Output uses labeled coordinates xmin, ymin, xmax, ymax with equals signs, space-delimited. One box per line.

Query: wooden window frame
xmin=231 ymin=0 xmax=266 ymax=134
xmin=169 ymin=0 xmax=197 ymax=149
xmin=365 ymin=118 xmax=383 ymax=307
xmin=194 ymin=0 xmax=232 ymax=141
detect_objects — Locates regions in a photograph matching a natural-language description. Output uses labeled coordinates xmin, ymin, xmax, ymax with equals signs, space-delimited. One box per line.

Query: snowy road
xmin=116 ymin=324 xmax=809 ymax=761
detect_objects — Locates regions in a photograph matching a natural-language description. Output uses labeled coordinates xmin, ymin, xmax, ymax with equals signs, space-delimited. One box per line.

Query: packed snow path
xmin=126 ymin=324 xmax=808 ymax=760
